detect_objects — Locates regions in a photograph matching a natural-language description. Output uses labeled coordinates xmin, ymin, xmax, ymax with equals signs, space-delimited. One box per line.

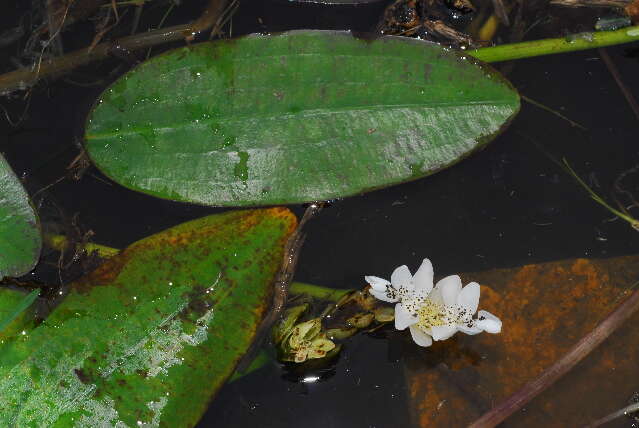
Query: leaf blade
xmin=0 ymin=288 xmax=39 ymax=335
xmin=85 ymin=30 xmax=520 ymax=206
xmin=0 ymin=208 xmax=297 ymax=427
xmin=0 ymin=154 xmax=42 ymax=278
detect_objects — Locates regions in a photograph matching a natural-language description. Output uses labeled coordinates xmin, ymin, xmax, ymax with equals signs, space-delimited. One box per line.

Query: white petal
xmin=394 ymin=303 xmax=417 ymax=330
xmin=458 ymin=324 xmax=483 ymax=335
xmin=412 ymin=259 xmax=434 ymax=295
xmin=476 ymin=310 xmax=502 ymax=334
xmin=437 ymin=275 xmax=462 ymax=307
xmin=430 ymin=325 xmax=458 ymax=341
xmin=409 ymin=325 xmax=433 ymax=347
xmin=391 ymin=265 xmax=414 ymax=293
xmin=364 ymin=275 xmax=391 ymax=291
xmin=369 ymin=287 xmax=399 ymax=303
xmin=428 ymin=286 xmax=444 ymax=306
xmin=457 ymin=282 xmax=480 ymax=315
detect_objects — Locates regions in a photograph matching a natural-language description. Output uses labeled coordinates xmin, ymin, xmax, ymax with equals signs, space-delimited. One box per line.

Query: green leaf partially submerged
xmin=0 ymin=288 xmax=38 ymax=342
xmin=0 ymin=208 xmax=297 ymax=427
xmin=0 ymin=154 xmax=41 ymax=278
xmin=0 ymin=288 xmax=38 ymax=336
xmin=85 ymin=30 xmax=520 ymax=207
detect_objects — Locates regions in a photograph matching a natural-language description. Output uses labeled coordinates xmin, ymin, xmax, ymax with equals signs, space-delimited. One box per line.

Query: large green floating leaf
xmin=0 ymin=154 xmax=41 ymax=278
xmin=85 ymin=30 xmax=520 ymax=207
xmin=0 ymin=208 xmax=297 ymax=427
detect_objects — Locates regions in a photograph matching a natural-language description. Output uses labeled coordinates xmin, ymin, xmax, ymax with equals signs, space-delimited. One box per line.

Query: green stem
xmin=44 ymin=234 xmax=121 ymax=258
xmin=471 ymin=26 xmax=639 ymax=63
xmin=289 ymin=282 xmax=350 ymax=302
xmin=562 ymin=160 xmax=639 ymax=230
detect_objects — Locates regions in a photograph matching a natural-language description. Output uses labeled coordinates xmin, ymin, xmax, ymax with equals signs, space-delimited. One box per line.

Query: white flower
xmin=365 ymin=258 xmax=502 ymax=347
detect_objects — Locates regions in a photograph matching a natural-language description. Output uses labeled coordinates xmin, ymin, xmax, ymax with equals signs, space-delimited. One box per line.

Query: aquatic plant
xmin=0 ymin=1 xmax=638 ymax=426
xmin=273 ymin=310 xmax=337 ymax=363
xmin=0 ymin=155 xmax=41 ymax=278
xmin=564 ymin=160 xmax=639 ymax=232
xmin=366 ymin=258 xmax=501 ymax=347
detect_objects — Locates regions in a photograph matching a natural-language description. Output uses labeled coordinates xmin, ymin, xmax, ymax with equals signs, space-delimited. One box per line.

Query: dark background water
xmin=1 ymin=0 xmax=639 ymax=427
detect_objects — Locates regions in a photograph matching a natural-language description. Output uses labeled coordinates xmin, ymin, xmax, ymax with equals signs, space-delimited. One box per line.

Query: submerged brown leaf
xmin=627 ymin=0 xmax=639 ymax=24
xmin=406 ymin=255 xmax=639 ymax=427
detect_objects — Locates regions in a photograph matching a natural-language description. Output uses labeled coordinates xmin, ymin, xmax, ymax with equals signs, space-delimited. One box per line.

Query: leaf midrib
xmin=86 ymin=100 xmax=516 ymax=141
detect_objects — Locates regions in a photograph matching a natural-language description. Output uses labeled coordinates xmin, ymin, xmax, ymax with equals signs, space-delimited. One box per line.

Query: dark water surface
xmin=1 ymin=0 xmax=639 ymax=427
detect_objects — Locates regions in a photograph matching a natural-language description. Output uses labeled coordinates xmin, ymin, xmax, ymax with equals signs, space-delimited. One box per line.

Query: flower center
xmin=411 ymin=299 xmax=473 ymax=331
xmin=414 ymin=299 xmax=453 ymax=330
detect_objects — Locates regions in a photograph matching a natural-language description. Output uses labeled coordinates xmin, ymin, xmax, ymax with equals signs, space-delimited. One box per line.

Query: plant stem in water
xmin=0 ymin=0 xmax=230 ymax=95
xmin=468 ymin=288 xmax=639 ymax=428
xmin=587 ymin=401 xmax=639 ymax=427
xmin=470 ymin=26 xmax=639 ymax=62
xmin=598 ymin=47 xmax=639 ymax=121
xmin=44 ymin=233 xmax=121 ymax=258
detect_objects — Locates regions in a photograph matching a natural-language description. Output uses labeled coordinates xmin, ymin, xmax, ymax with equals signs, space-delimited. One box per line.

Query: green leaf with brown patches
xmin=84 ymin=30 xmax=520 ymax=207
xmin=0 ymin=208 xmax=297 ymax=427
xmin=0 ymin=153 xmax=42 ymax=278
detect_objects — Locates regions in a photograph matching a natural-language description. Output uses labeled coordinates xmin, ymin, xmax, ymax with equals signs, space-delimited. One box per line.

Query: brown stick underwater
xmin=0 ymin=0 xmax=229 ymax=95
xmin=468 ymin=288 xmax=639 ymax=428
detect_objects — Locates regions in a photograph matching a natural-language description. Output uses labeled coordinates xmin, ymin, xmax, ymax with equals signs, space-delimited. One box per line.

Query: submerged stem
xmin=468 ymin=287 xmax=639 ymax=428
xmin=0 ymin=0 xmax=230 ymax=95
xmin=587 ymin=401 xmax=639 ymax=427
xmin=563 ymin=160 xmax=639 ymax=230
xmin=44 ymin=233 xmax=121 ymax=258
xmin=0 ymin=23 xmax=191 ymax=95
xmin=290 ymin=282 xmax=350 ymax=302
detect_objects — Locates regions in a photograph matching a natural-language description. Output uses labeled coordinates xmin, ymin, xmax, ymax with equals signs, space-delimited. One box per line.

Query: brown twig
xmin=598 ymin=47 xmax=639 ymax=121
xmin=88 ymin=6 xmax=120 ymax=52
xmin=209 ymin=0 xmax=238 ymax=39
xmin=0 ymin=0 xmax=229 ymax=96
xmin=491 ymin=0 xmax=511 ymax=26
xmin=235 ymin=203 xmax=324 ymax=372
xmin=628 ymin=0 xmax=639 ymax=23
xmin=469 ymin=287 xmax=639 ymax=428
xmin=422 ymin=19 xmax=478 ymax=47
xmin=46 ymin=0 xmax=69 ymax=56
xmin=0 ymin=23 xmax=189 ymax=95
xmin=550 ymin=0 xmax=630 ymax=7
xmin=184 ymin=0 xmax=229 ymax=41
xmin=130 ymin=3 xmax=143 ymax=35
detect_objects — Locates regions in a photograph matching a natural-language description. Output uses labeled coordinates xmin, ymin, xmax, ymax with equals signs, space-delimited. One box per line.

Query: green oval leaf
xmin=0 ymin=208 xmax=297 ymax=427
xmin=0 ymin=154 xmax=42 ymax=278
xmin=85 ymin=30 xmax=520 ymax=207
